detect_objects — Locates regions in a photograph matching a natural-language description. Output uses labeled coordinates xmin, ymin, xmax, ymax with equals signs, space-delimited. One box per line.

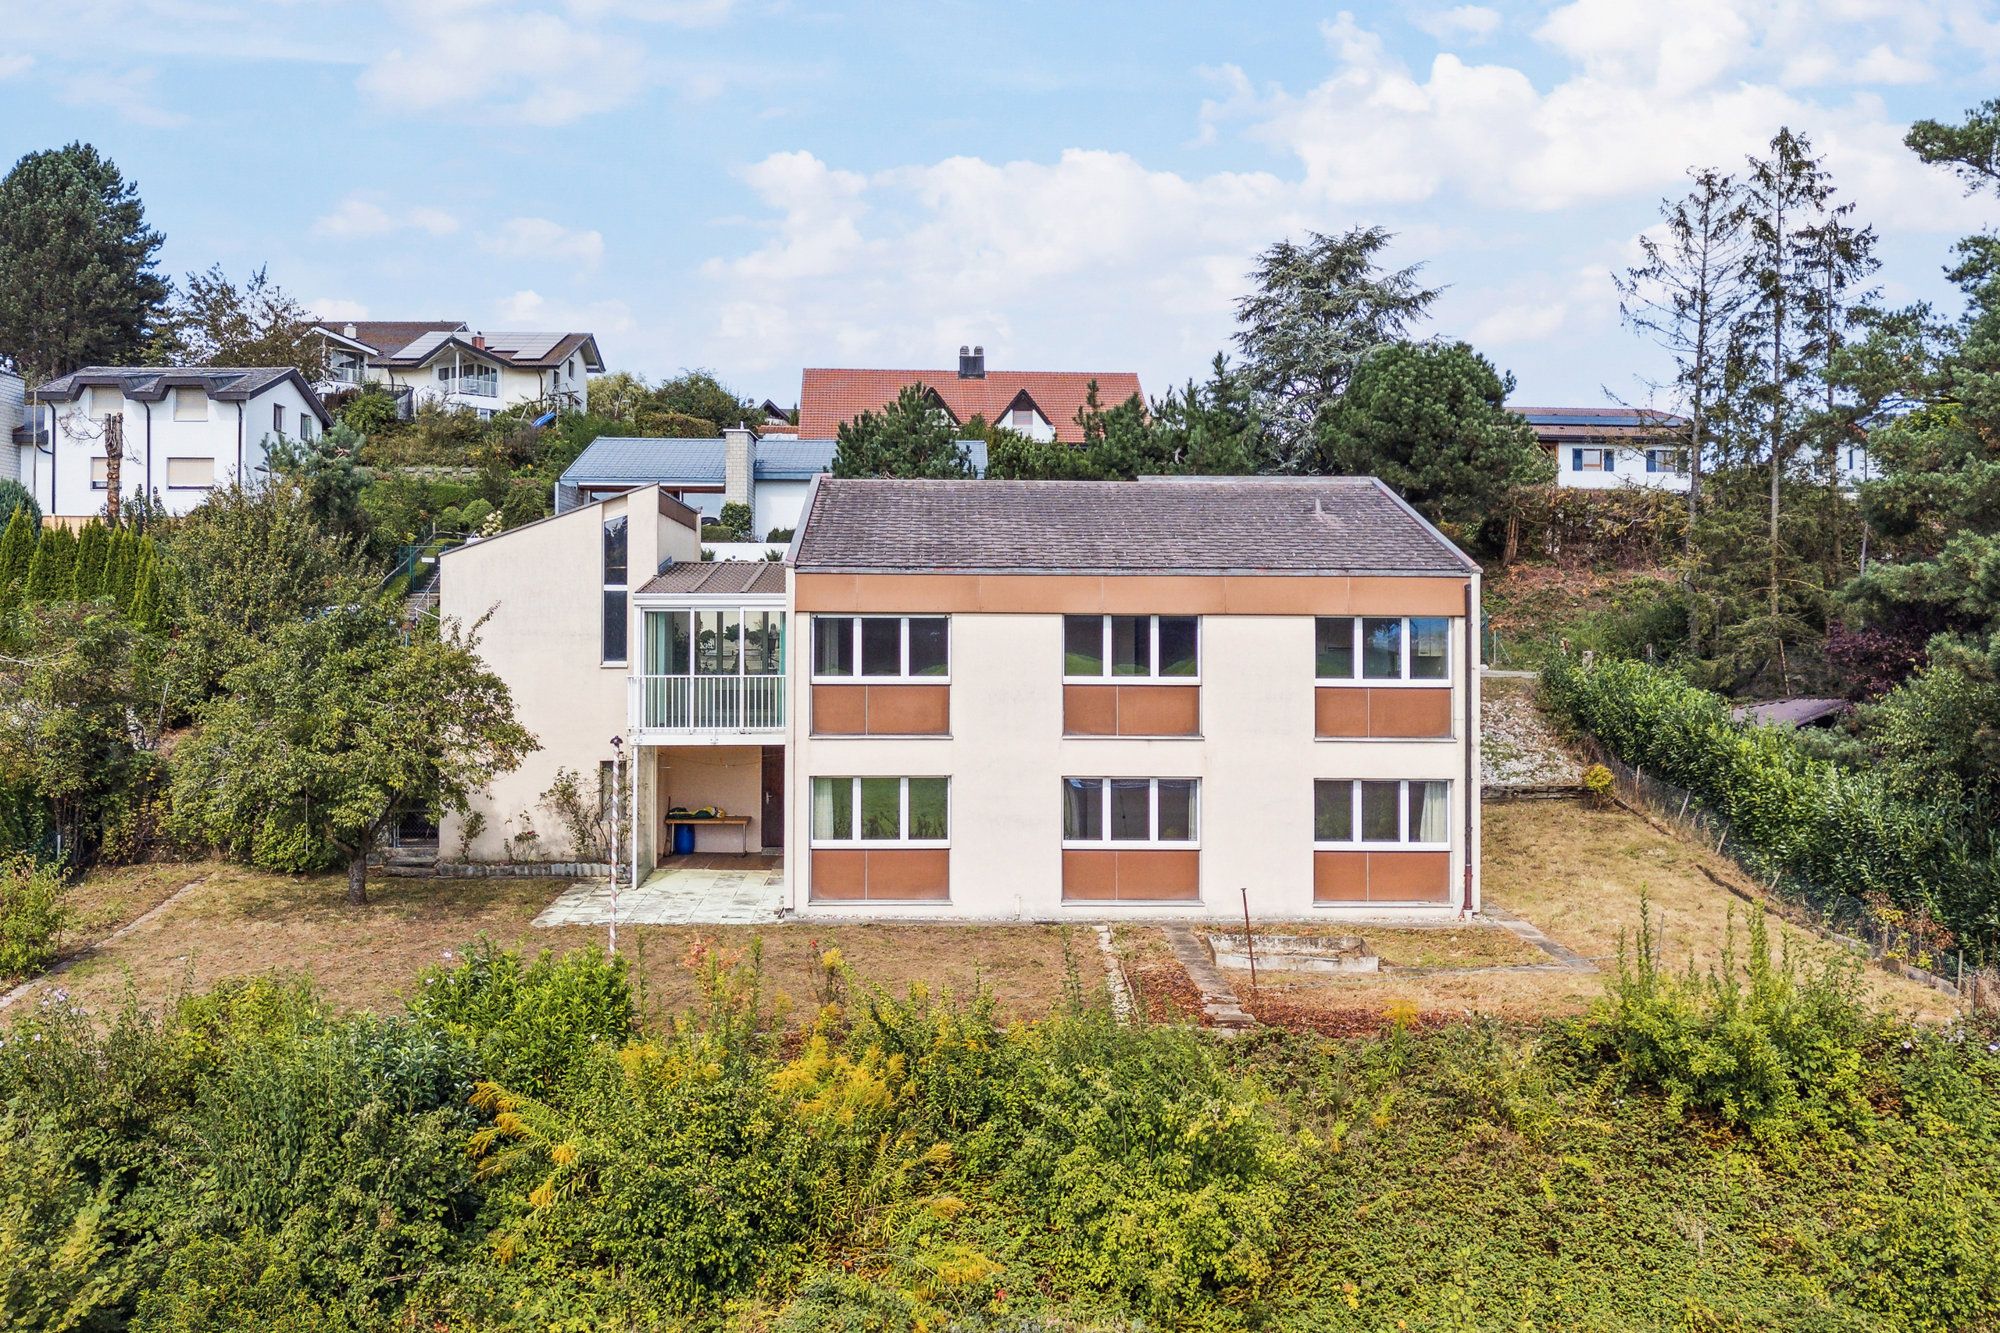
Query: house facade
xmin=311 ymin=320 xmax=604 ymax=416
xmin=1517 ymin=404 xmax=1875 ymax=490
xmin=440 ymin=474 xmax=1481 ymax=923
xmin=554 ymin=430 xmax=988 ymax=536
xmin=799 ymin=347 xmax=1143 ymax=444
xmin=14 ymin=367 xmax=330 ymax=520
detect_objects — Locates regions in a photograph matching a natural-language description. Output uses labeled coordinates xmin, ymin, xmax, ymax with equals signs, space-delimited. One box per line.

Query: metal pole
xmin=1240 ymin=886 xmax=1257 ymax=1001
xmin=607 ymin=735 xmax=623 ymax=955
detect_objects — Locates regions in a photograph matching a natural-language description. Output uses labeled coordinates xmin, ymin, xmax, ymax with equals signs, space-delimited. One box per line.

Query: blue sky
xmin=4 ymin=0 xmax=1998 ymax=409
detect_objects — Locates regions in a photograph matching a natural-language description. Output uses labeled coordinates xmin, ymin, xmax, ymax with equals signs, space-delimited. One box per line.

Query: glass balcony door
xmin=641 ymin=608 xmax=784 ymax=731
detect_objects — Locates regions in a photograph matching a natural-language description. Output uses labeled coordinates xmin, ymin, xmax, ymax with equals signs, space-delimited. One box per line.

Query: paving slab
xmin=534 ymin=866 xmax=784 ymax=927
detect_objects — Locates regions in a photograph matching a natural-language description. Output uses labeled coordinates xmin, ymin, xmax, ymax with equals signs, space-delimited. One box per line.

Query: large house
xmin=439 ymin=475 xmax=1481 ymax=921
xmin=553 ymin=430 xmax=989 ymax=535
xmin=1516 ymin=404 xmax=1875 ymax=490
xmin=799 ymin=346 xmax=1143 ymax=444
xmin=311 ymin=320 xmax=604 ymax=416
xmin=11 ymin=366 xmax=330 ymax=521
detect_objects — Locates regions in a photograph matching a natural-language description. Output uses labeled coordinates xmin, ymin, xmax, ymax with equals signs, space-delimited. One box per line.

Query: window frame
xmin=1312 ymin=779 xmax=1452 ymax=851
xmin=171 ymin=387 xmax=209 ymax=422
xmin=601 ymin=515 xmax=629 ymax=667
xmin=1315 ymin=615 xmax=1452 ymax=687
xmin=164 ymin=456 xmax=216 ymax=491
xmin=89 ymin=457 xmax=109 ymax=490
xmin=1060 ymin=777 xmax=1201 ymax=850
xmin=809 ymin=776 xmax=952 ymax=848
xmin=1644 ymin=447 xmax=1685 ymax=475
xmin=1571 ymin=446 xmax=1611 ymax=472
xmin=809 ymin=614 xmax=952 ymax=684
xmin=1061 ymin=615 xmax=1201 ymax=684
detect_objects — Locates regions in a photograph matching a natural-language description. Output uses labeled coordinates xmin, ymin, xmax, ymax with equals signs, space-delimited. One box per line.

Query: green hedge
xmin=1540 ymin=656 xmax=2000 ymax=955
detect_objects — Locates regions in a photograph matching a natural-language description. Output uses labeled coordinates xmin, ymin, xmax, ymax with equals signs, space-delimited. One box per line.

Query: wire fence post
xmin=1240 ymin=886 xmax=1258 ymax=1002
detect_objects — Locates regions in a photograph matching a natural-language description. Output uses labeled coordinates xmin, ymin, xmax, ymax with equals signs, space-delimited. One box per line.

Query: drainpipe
xmin=235 ymin=401 xmax=244 ymax=484
xmin=1463 ymin=577 xmax=1477 ymax=915
xmin=142 ymin=400 xmax=152 ymax=505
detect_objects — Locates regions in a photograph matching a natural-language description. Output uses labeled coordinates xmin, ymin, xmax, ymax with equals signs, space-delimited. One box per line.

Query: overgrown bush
xmin=0 ymin=854 xmax=65 ymax=978
xmin=406 ymin=941 xmax=636 ymax=1095
xmin=1541 ymin=655 xmax=2000 ymax=955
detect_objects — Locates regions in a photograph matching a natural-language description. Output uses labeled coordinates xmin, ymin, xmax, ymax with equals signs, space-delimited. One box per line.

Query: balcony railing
xmin=632 ymin=673 xmax=784 ymax=734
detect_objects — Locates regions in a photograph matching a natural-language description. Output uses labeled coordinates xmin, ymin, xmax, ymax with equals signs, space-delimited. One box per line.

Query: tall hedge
xmin=1540 ymin=656 xmax=2000 ymax=955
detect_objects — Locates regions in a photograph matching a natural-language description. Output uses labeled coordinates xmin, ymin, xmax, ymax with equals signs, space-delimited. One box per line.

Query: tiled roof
xmin=799 ymin=367 xmax=1145 ymax=444
xmin=794 ymin=477 xmax=1478 ymax=575
xmin=31 ymin=367 xmax=332 ymax=423
xmin=638 ymin=561 xmax=786 ymax=596
xmin=559 ymin=436 xmax=989 ymax=489
xmin=315 ymin=320 xmax=466 ymax=355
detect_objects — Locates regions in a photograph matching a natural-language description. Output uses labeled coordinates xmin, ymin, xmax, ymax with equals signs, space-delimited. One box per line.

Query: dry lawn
xmin=12 ymin=863 xmax=1098 ymax=1026
xmin=1220 ymin=798 xmax=1962 ymax=1025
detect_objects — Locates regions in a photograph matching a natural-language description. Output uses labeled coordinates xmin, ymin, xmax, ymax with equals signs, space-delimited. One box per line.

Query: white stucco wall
xmin=1554 ymin=443 xmax=1691 ymax=492
xmin=34 ymin=381 xmax=322 ymax=519
xmin=784 ymin=593 xmax=1480 ymax=923
xmin=657 ymin=746 xmax=771 ymax=853
xmin=437 ymin=487 xmax=699 ymax=862
xmin=752 ymin=478 xmax=812 ymax=537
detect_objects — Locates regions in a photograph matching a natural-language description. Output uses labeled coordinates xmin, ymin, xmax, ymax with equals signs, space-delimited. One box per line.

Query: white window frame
xmin=1060 ymin=777 xmax=1201 ymax=849
xmin=1315 ymin=616 xmax=1452 ymax=687
xmin=1572 ymin=447 xmax=1611 ymax=472
xmin=809 ymin=776 xmax=952 ymax=848
xmin=1061 ymin=615 xmax=1201 ymax=685
xmin=164 ymin=456 xmax=216 ymax=491
xmin=1312 ymin=779 xmax=1452 ymax=852
xmin=171 ymin=387 xmax=209 ymax=422
xmin=809 ymin=614 xmax=952 ymax=683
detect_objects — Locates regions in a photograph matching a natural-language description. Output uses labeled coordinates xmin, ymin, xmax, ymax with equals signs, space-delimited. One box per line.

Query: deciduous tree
xmin=152 ymin=265 xmax=327 ymax=382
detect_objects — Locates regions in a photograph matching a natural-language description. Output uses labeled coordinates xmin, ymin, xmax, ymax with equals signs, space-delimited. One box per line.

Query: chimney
xmin=472 ymin=333 xmax=486 ymax=350
xmin=959 ymin=344 xmax=985 ymax=379
xmin=342 ymin=322 xmax=356 ymax=338
xmin=724 ymin=424 xmax=754 ymax=515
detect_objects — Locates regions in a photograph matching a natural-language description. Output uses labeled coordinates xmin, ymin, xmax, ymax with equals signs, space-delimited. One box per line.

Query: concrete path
xmin=1094 ymin=924 xmax=1134 ymax=1022
xmin=534 ymin=865 xmax=783 ymax=927
xmin=1162 ymin=924 xmax=1256 ymax=1032
xmin=1481 ymin=904 xmax=1598 ymax=971
xmin=1481 ymin=667 xmax=1541 ymax=680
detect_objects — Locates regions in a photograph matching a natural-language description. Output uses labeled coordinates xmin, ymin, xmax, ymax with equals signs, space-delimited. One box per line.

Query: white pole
xmin=607 ymin=734 xmax=623 ymax=954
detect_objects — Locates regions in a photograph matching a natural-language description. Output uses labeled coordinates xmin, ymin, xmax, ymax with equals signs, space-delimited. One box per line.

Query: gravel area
xmin=1482 ymin=676 xmax=1582 ymax=791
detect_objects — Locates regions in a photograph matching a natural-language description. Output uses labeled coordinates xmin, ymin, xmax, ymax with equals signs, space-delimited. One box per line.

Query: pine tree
xmin=0 ymin=507 xmax=33 ymax=605
xmin=0 ymin=143 xmax=169 ymax=382
xmin=70 ymin=520 xmax=108 ymax=600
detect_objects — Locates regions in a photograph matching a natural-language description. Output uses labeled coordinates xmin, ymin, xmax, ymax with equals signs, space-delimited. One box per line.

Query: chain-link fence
xmin=1594 ymin=748 xmax=1993 ymax=1008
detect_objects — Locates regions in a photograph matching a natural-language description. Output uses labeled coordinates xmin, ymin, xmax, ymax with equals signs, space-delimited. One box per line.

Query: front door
xmin=760 ymin=746 xmax=785 ymax=851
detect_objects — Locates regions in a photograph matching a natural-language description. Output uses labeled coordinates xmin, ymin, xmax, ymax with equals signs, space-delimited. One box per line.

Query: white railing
xmin=632 ymin=673 xmax=784 ymax=734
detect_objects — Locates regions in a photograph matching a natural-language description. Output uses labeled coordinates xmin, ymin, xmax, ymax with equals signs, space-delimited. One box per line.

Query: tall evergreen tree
xmin=0 ymin=144 xmax=169 ymax=383
xmin=70 ymin=521 xmax=109 ymax=600
xmin=831 ymin=384 xmax=975 ymax=479
xmin=1616 ymin=168 xmax=1755 ymax=545
xmin=0 ymin=506 xmax=34 ymax=605
xmin=23 ymin=526 xmax=75 ymax=602
xmin=1234 ymin=226 xmax=1439 ymax=470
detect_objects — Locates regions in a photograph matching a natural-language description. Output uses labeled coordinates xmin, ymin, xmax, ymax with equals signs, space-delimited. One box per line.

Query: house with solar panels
xmin=308 ymin=320 xmax=604 ymax=417
xmin=1511 ymin=405 xmax=1694 ymax=491
xmin=555 ymin=429 xmax=989 ymax=538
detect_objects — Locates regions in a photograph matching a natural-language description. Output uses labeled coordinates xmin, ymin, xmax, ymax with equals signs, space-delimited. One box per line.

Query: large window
xmin=1062 ymin=615 xmax=1198 ymax=681
xmin=1313 ymin=779 xmax=1450 ymax=848
xmin=643 ymin=608 xmax=784 ymax=676
xmin=812 ymin=615 xmax=949 ymax=680
xmin=1316 ymin=616 xmax=1449 ymax=683
xmin=1571 ymin=447 xmax=1611 ymax=472
xmin=1061 ymin=777 xmax=1199 ymax=846
xmin=811 ymin=777 xmax=950 ymax=846
xmin=601 ymin=516 xmax=628 ymax=665
xmin=1645 ymin=448 xmax=1686 ymax=475
xmin=165 ymin=457 xmax=215 ymax=490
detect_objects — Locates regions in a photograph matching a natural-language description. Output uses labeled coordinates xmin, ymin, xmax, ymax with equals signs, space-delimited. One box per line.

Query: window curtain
xmin=1413 ymin=782 xmax=1450 ymax=843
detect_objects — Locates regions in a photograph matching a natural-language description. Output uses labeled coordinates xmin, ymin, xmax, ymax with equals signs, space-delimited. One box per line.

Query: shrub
xmin=0 ymin=853 xmax=66 ymax=978
xmin=0 ymin=478 xmax=38 ymax=528
xmin=716 ymin=501 xmax=754 ymax=540
xmin=1580 ymin=903 xmax=1871 ymax=1147
xmin=407 ymin=942 xmax=636 ymax=1095
xmin=1581 ymin=762 xmax=1614 ymax=803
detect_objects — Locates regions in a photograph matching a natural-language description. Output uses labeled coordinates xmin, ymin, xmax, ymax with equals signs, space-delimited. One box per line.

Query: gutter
xmin=142 ymin=400 xmax=152 ymax=502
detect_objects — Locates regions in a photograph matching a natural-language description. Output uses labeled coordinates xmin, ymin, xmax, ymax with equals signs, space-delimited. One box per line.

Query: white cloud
xmin=492 ymin=289 xmax=636 ymax=336
xmin=0 ymin=55 xmax=33 ymax=80
xmin=1412 ymin=6 xmax=1502 ymax=44
xmin=564 ymin=0 xmax=734 ymax=23
xmin=55 ymin=67 xmax=186 ymax=127
xmin=312 ymin=298 xmax=371 ymax=323
xmin=478 ymin=217 xmax=606 ymax=268
xmin=1851 ymin=43 xmax=1933 ymax=83
xmin=311 ymin=196 xmax=460 ymax=239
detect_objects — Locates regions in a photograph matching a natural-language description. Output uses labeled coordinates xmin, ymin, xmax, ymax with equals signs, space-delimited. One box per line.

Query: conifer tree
xmin=127 ymin=548 xmax=163 ymax=631
xmin=70 ymin=520 xmax=108 ymax=600
xmin=0 ymin=506 xmax=33 ymax=604
xmin=101 ymin=528 xmax=134 ymax=607
xmin=23 ymin=526 xmax=75 ymax=602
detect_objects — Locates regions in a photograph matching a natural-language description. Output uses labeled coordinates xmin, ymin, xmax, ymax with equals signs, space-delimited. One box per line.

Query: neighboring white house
xmin=553 ymin=430 xmax=990 ymax=537
xmin=1515 ymin=404 xmax=1876 ymax=491
xmin=16 ymin=367 xmax=331 ymax=521
xmin=309 ymin=320 xmax=604 ymax=417
xmin=0 ymin=370 xmax=23 ymax=487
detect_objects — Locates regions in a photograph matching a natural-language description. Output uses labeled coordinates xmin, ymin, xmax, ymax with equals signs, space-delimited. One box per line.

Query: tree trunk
xmin=347 ymin=852 xmax=369 ymax=906
xmin=104 ymin=414 xmax=123 ymax=525
xmin=1686 ymin=398 xmax=1702 ymax=556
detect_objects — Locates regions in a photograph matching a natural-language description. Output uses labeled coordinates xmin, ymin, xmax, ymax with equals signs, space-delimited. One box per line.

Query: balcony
xmin=631 ymin=673 xmax=784 ymax=740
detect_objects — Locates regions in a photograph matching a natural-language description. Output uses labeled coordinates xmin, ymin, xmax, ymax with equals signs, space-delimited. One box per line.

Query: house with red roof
xmin=798 ymin=346 xmax=1143 ymax=444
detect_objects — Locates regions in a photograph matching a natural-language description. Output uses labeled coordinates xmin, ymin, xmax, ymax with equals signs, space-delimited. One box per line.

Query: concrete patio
xmin=533 ymin=855 xmax=785 ymax=927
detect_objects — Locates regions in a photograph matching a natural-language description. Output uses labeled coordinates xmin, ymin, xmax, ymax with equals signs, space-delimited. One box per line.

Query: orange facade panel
xmin=811 ymin=848 xmax=950 ymax=902
xmin=1062 ymin=684 xmax=1200 ymax=737
xmin=796 ymin=573 xmax=1469 ymax=617
xmin=1062 ymin=848 xmax=1201 ymax=902
xmin=1312 ymin=850 xmax=1451 ymax=904
xmin=1314 ymin=687 xmax=1453 ymax=739
xmin=812 ymin=684 xmax=950 ymax=736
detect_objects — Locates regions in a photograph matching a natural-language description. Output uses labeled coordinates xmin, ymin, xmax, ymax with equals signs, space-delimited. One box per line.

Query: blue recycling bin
xmin=673 ymin=822 xmax=696 ymax=856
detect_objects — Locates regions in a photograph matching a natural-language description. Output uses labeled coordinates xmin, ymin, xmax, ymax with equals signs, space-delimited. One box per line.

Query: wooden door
xmin=760 ymin=746 xmax=785 ymax=851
